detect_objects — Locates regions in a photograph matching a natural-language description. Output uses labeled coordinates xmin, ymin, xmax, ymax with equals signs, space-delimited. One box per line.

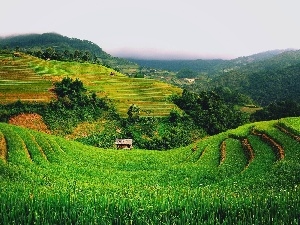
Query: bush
xmin=173 ymin=89 xmax=250 ymax=135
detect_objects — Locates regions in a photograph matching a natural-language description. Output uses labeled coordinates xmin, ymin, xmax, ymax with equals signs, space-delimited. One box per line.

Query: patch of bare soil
xmin=0 ymin=133 xmax=7 ymax=162
xmin=8 ymin=113 xmax=51 ymax=134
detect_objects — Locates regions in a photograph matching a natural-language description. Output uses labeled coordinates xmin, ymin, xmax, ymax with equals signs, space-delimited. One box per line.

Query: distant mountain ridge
xmin=129 ymin=49 xmax=293 ymax=74
xmin=210 ymin=49 xmax=300 ymax=106
xmin=131 ymin=49 xmax=300 ymax=107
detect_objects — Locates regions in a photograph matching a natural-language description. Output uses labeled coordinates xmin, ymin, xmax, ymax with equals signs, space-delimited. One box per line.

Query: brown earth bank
xmin=8 ymin=113 xmax=51 ymax=134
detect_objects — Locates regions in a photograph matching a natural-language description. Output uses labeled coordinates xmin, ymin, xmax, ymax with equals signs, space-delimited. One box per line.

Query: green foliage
xmin=251 ymin=100 xmax=300 ymax=121
xmin=213 ymin=87 xmax=254 ymax=106
xmin=42 ymin=89 xmax=112 ymax=134
xmin=209 ymin=51 xmax=300 ymax=106
xmin=0 ymin=32 xmax=136 ymax=72
xmin=132 ymin=50 xmax=300 ymax=107
xmin=0 ymin=78 xmax=113 ymax=135
xmin=173 ymin=89 xmax=250 ymax=134
xmin=0 ymin=101 xmax=46 ymax=122
xmin=53 ymin=77 xmax=86 ymax=98
xmin=176 ymin=68 xmax=197 ymax=78
xmin=76 ymin=120 xmax=120 ymax=148
xmin=77 ymin=106 xmax=205 ymax=150
xmin=120 ymin=110 xmax=205 ymax=150
xmin=127 ymin=104 xmax=140 ymax=122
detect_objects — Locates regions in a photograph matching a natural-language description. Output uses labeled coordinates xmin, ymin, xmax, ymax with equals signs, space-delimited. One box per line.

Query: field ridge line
xmin=241 ymin=138 xmax=255 ymax=171
xmin=252 ymin=129 xmax=285 ymax=160
xmin=276 ymin=124 xmax=300 ymax=143
xmin=0 ymin=131 xmax=7 ymax=162
xmin=219 ymin=140 xmax=226 ymax=166
xmin=196 ymin=145 xmax=208 ymax=162
xmin=28 ymin=132 xmax=49 ymax=162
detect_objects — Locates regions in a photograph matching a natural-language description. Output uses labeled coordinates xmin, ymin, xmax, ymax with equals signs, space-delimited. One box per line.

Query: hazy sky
xmin=1 ymin=0 xmax=300 ymax=59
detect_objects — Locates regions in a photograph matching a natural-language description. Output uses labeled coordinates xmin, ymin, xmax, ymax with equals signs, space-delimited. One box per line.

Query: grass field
xmin=0 ymin=53 xmax=181 ymax=117
xmin=0 ymin=117 xmax=299 ymax=224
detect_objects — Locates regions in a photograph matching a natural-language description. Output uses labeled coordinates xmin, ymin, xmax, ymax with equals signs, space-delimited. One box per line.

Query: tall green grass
xmin=0 ymin=117 xmax=299 ymax=224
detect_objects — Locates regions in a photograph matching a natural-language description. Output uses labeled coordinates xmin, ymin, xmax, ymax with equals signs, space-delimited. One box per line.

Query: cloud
xmin=1 ymin=0 xmax=300 ymax=59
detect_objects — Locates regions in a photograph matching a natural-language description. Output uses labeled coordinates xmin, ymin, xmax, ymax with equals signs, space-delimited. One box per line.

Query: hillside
xmin=130 ymin=49 xmax=288 ymax=75
xmin=0 ymin=52 xmax=181 ymax=117
xmin=134 ymin=49 xmax=300 ymax=107
xmin=209 ymin=50 xmax=300 ymax=106
xmin=0 ymin=33 xmax=138 ymax=74
xmin=0 ymin=33 xmax=109 ymax=58
xmin=0 ymin=117 xmax=299 ymax=224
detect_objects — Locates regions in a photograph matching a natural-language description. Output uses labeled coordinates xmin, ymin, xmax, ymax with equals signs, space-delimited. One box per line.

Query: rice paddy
xmin=0 ymin=117 xmax=299 ymax=224
xmin=0 ymin=52 xmax=181 ymax=116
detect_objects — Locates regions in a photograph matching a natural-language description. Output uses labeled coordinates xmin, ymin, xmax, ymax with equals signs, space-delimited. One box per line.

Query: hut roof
xmin=115 ymin=139 xmax=133 ymax=145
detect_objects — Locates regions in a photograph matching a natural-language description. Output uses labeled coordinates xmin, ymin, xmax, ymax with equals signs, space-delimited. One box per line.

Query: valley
xmin=0 ymin=33 xmax=300 ymax=224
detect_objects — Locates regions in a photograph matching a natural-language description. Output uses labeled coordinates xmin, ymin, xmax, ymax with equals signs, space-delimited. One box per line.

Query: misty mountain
xmin=0 ymin=33 xmax=110 ymax=58
xmin=129 ymin=49 xmax=291 ymax=76
xmin=0 ymin=33 xmax=136 ymax=70
xmin=208 ymin=50 xmax=300 ymax=106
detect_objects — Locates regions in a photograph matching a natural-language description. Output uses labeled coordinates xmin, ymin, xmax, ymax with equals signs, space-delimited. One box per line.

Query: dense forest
xmin=207 ymin=50 xmax=300 ymax=105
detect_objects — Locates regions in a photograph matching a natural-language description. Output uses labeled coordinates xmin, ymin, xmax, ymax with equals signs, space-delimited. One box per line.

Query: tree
xmin=42 ymin=47 xmax=55 ymax=60
xmin=127 ymin=104 xmax=140 ymax=121
xmin=251 ymin=100 xmax=300 ymax=121
xmin=173 ymin=89 xmax=249 ymax=135
xmin=176 ymin=68 xmax=197 ymax=78
xmin=53 ymin=77 xmax=86 ymax=99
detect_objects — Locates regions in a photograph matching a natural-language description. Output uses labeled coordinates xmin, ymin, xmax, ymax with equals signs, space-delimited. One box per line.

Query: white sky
xmin=1 ymin=0 xmax=300 ymax=59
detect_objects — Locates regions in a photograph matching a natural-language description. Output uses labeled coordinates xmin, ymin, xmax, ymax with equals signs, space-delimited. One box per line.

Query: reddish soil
xmin=8 ymin=113 xmax=51 ymax=134
xmin=252 ymin=129 xmax=285 ymax=160
xmin=241 ymin=138 xmax=255 ymax=167
xmin=219 ymin=140 xmax=226 ymax=165
xmin=0 ymin=133 xmax=7 ymax=162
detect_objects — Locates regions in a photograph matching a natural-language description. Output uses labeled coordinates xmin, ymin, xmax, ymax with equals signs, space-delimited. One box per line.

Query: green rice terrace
xmin=0 ymin=117 xmax=299 ymax=224
xmin=0 ymin=52 xmax=181 ymax=117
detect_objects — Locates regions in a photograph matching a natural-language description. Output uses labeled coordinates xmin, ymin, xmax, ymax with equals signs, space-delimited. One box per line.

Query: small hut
xmin=115 ymin=139 xmax=133 ymax=149
xmin=13 ymin=52 xmax=21 ymax=58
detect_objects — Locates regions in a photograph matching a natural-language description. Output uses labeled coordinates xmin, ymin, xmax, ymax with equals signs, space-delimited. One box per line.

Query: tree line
xmin=0 ymin=78 xmax=299 ymax=150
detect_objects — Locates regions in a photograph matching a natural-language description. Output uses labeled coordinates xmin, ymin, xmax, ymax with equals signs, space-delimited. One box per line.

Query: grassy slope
xmin=0 ymin=52 xmax=181 ymax=117
xmin=0 ymin=53 xmax=54 ymax=102
xmin=0 ymin=117 xmax=299 ymax=223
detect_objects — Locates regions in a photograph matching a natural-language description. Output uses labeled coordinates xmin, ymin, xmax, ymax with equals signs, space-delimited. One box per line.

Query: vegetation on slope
xmin=172 ymin=89 xmax=250 ymax=134
xmin=133 ymin=49 xmax=300 ymax=108
xmin=130 ymin=49 xmax=288 ymax=74
xmin=0 ymin=117 xmax=299 ymax=224
xmin=0 ymin=32 xmax=136 ymax=72
xmin=0 ymin=52 xmax=181 ymax=117
xmin=210 ymin=51 xmax=300 ymax=106
xmin=0 ymin=72 xmax=202 ymax=149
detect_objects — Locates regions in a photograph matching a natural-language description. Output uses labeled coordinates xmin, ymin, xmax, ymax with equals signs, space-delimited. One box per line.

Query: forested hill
xmin=131 ymin=49 xmax=300 ymax=107
xmin=0 ymin=33 xmax=136 ymax=70
xmin=0 ymin=33 xmax=108 ymax=57
xmin=209 ymin=50 xmax=300 ymax=106
xmin=130 ymin=58 xmax=225 ymax=74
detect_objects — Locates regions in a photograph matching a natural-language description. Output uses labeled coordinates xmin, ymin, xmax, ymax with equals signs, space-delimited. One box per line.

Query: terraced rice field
xmin=0 ymin=53 xmax=54 ymax=103
xmin=90 ymin=77 xmax=180 ymax=116
xmin=0 ymin=53 xmax=181 ymax=116
xmin=0 ymin=117 xmax=299 ymax=224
